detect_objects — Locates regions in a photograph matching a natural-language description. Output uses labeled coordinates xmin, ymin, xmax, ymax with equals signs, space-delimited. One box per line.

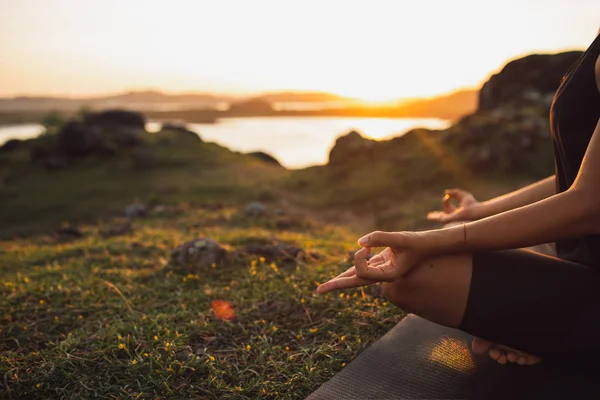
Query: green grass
xmin=0 ymin=134 xmax=288 ymax=238
xmin=0 ymin=123 xmax=543 ymax=399
xmin=0 ymin=206 xmax=404 ymax=399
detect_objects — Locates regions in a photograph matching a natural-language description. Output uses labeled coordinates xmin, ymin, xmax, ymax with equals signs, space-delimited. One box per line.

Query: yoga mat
xmin=307 ymin=314 xmax=600 ymax=399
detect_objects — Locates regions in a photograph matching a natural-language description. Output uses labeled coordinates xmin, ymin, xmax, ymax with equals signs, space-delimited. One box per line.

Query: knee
xmin=382 ymin=277 xmax=421 ymax=314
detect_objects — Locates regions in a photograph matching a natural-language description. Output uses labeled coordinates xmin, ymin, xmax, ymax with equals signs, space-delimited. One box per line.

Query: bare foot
xmin=472 ymin=337 xmax=542 ymax=365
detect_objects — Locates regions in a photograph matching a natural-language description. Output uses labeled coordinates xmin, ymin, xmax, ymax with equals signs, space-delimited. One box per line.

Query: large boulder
xmin=478 ymin=51 xmax=582 ymax=111
xmin=328 ymin=130 xmax=377 ymax=165
xmin=55 ymin=109 xmax=147 ymax=160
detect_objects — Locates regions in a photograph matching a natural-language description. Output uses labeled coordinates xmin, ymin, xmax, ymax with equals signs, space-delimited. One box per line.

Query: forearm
xmin=476 ymin=175 xmax=556 ymax=218
xmin=429 ymin=187 xmax=600 ymax=254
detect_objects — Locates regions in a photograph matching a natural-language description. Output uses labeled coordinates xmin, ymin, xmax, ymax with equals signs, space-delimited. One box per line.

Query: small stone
xmin=125 ymin=203 xmax=147 ymax=219
xmin=171 ymin=238 xmax=227 ymax=273
xmin=244 ymin=201 xmax=267 ymax=216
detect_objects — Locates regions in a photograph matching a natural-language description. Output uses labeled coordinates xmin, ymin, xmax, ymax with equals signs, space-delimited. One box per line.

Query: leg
xmin=382 ymin=253 xmax=472 ymax=328
xmin=440 ymin=221 xmax=553 ymax=364
xmin=382 ymin=249 xmax=600 ymax=366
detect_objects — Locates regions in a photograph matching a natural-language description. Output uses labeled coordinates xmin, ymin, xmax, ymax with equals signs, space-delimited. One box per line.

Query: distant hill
xmin=393 ymin=89 xmax=478 ymax=119
xmin=0 ymin=88 xmax=479 ymax=122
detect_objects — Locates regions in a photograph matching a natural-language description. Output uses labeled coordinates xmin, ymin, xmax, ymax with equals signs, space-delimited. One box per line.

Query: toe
xmin=472 ymin=337 xmax=492 ymax=354
xmin=517 ymin=356 xmax=528 ymax=365
xmin=488 ymin=347 xmax=501 ymax=360
xmin=497 ymin=354 xmax=507 ymax=365
xmin=507 ymin=352 xmax=518 ymax=363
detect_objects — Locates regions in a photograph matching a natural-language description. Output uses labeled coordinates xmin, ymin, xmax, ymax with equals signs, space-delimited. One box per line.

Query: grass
xmin=0 ymin=205 xmax=404 ymax=399
xmin=0 ymin=123 xmax=543 ymax=398
xmin=0 ymin=133 xmax=288 ymax=238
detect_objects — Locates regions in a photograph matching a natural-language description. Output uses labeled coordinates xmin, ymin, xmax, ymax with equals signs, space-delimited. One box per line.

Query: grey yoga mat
xmin=307 ymin=314 xmax=600 ymax=400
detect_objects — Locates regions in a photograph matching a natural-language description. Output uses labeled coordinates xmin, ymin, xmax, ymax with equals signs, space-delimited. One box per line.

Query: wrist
xmin=419 ymin=225 xmax=465 ymax=256
xmin=469 ymin=202 xmax=490 ymax=220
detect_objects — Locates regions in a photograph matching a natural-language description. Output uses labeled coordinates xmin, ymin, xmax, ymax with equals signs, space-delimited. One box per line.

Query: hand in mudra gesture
xmin=316 ymin=231 xmax=429 ymax=294
xmin=427 ymin=188 xmax=481 ymax=223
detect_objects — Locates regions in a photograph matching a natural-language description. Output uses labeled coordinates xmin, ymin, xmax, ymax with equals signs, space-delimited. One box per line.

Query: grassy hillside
xmin=0 ymin=131 xmax=287 ymax=238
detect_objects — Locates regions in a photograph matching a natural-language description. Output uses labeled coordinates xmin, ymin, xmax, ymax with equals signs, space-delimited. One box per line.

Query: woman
xmin=317 ymin=30 xmax=600 ymax=366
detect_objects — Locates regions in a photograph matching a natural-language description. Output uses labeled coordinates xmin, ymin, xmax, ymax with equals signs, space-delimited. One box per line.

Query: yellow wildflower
xmin=246 ymin=345 xmax=251 ymax=351
xmin=78 ymin=315 xmax=83 ymax=319
xmin=118 ymin=343 xmax=125 ymax=349
xmin=272 ymin=325 xmax=278 ymax=332
xmin=259 ymin=257 xmax=265 ymax=263
xmin=132 ymin=359 xmax=137 ymax=365
xmin=289 ymin=355 xmax=294 ymax=360
xmin=39 ymin=299 xmax=44 ymax=304
xmin=342 ymin=362 xmax=347 ymax=367
xmin=144 ymin=353 xmax=149 ymax=357
xmin=309 ymin=327 xmax=318 ymax=333
xmin=300 ymin=298 xmax=305 ymax=304
xmin=341 ymin=336 xmax=346 ymax=341
xmin=154 ymin=335 xmax=159 ymax=341
xmin=209 ymin=355 xmax=215 ymax=362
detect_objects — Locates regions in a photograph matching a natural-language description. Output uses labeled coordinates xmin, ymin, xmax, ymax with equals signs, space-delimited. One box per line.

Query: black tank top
xmin=550 ymin=33 xmax=600 ymax=267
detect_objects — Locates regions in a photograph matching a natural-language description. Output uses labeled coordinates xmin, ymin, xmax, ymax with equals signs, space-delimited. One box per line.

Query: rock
xmin=245 ymin=201 xmax=267 ymax=216
xmin=125 ymin=203 xmax=147 ymax=219
xmin=100 ymin=222 xmax=133 ymax=238
xmin=478 ymin=51 xmax=582 ymax=111
xmin=0 ymin=139 xmax=24 ymax=153
xmin=328 ymin=130 xmax=377 ymax=165
xmin=171 ymin=238 xmax=227 ymax=272
xmin=53 ymin=109 xmax=147 ymax=161
xmin=247 ymin=151 xmax=282 ymax=166
xmin=129 ymin=147 xmax=158 ymax=169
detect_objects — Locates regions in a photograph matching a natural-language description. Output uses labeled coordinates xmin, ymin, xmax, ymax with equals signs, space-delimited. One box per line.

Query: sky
xmin=0 ymin=0 xmax=598 ymax=101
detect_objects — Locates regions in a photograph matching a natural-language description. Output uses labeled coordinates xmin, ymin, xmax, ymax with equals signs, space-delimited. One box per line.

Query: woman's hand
xmin=316 ymin=231 xmax=431 ymax=294
xmin=427 ymin=188 xmax=483 ymax=223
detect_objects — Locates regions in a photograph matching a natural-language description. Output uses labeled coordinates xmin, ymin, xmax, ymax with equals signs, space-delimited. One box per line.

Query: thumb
xmin=358 ymin=231 xmax=403 ymax=247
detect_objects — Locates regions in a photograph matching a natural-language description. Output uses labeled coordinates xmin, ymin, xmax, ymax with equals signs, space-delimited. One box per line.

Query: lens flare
xmin=211 ymin=300 xmax=236 ymax=321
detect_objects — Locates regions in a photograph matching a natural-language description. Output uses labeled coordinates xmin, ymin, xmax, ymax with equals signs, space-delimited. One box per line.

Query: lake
xmin=0 ymin=117 xmax=451 ymax=169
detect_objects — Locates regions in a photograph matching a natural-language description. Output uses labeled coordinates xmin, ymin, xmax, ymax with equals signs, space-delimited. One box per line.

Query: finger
xmin=334 ymin=266 xmax=356 ymax=279
xmin=368 ymin=254 xmax=385 ymax=266
xmin=353 ymin=247 xmax=371 ymax=277
xmin=445 ymin=188 xmax=471 ymax=201
xmin=358 ymin=231 xmax=404 ymax=248
xmin=316 ymin=275 xmax=376 ymax=294
xmin=427 ymin=211 xmax=453 ymax=222
xmin=442 ymin=193 xmax=455 ymax=213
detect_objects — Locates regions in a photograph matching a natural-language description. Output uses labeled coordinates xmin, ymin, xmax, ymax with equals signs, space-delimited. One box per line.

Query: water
xmin=0 ymin=124 xmax=44 ymax=143
xmin=1 ymin=117 xmax=450 ymax=169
